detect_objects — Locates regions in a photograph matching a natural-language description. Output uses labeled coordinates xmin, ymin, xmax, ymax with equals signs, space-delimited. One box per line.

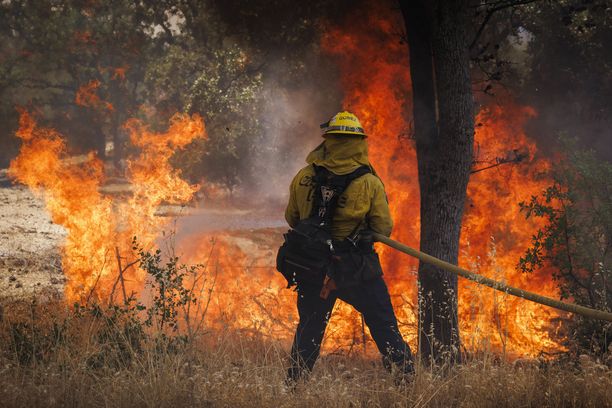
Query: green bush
xmin=519 ymin=138 xmax=612 ymax=355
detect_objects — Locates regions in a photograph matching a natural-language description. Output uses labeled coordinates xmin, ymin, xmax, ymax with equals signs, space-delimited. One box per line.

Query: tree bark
xmin=399 ymin=0 xmax=474 ymax=364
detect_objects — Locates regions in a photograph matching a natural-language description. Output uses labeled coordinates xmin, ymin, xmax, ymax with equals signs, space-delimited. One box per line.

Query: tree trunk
xmin=399 ymin=0 xmax=474 ymax=364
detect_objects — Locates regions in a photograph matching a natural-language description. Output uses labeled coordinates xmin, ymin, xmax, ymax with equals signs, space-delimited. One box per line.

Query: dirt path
xmin=0 ymin=185 xmax=66 ymax=301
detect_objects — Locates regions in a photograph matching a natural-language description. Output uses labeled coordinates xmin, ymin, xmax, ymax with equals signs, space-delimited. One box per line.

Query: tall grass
xmin=0 ymin=299 xmax=610 ymax=408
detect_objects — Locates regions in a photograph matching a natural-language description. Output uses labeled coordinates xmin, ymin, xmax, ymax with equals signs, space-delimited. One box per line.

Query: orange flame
xmin=123 ymin=114 xmax=205 ymax=240
xmin=171 ymin=4 xmax=564 ymax=358
xmin=8 ymin=110 xmax=206 ymax=301
xmin=75 ymin=80 xmax=114 ymax=112
xmin=319 ymin=5 xmax=564 ymax=356
xmin=74 ymin=6 xmax=563 ymax=358
xmin=112 ymin=66 xmax=128 ymax=81
xmin=8 ymin=5 xmax=565 ymax=359
xmin=8 ymin=110 xmax=114 ymax=300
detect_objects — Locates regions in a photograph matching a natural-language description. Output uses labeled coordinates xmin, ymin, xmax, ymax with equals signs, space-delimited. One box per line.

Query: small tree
xmin=519 ymin=139 xmax=612 ymax=355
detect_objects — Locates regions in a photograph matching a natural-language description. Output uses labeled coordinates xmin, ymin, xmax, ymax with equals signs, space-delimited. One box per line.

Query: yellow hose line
xmin=373 ymin=233 xmax=612 ymax=322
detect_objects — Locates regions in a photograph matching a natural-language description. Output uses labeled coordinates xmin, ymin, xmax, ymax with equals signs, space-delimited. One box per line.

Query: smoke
xmin=511 ymin=25 xmax=612 ymax=160
xmin=492 ymin=10 xmax=612 ymax=161
xmin=175 ymin=51 xmax=343 ymax=237
xmin=233 ymin=53 xmax=344 ymax=208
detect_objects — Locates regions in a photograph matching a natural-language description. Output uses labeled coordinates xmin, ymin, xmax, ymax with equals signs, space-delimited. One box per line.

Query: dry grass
xmin=0 ymin=302 xmax=610 ymax=408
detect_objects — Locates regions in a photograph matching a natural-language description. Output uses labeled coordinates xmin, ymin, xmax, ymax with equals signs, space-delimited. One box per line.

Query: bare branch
xmin=469 ymin=0 xmax=540 ymax=50
xmin=471 ymin=149 xmax=528 ymax=174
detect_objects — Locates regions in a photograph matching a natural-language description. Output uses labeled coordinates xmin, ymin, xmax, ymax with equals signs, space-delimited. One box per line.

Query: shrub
xmin=519 ymin=138 xmax=612 ymax=355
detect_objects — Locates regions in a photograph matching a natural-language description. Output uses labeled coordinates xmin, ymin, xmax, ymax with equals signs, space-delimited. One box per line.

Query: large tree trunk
xmin=399 ymin=0 xmax=474 ymax=364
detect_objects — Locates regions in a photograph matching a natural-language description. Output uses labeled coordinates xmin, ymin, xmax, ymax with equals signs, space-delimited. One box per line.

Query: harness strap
xmin=310 ymin=165 xmax=371 ymax=230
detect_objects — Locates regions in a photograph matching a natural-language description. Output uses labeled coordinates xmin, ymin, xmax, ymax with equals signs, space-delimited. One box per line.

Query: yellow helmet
xmin=320 ymin=111 xmax=367 ymax=137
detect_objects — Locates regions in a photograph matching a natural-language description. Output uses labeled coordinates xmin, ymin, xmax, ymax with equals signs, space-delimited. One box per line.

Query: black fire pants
xmin=287 ymin=276 xmax=414 ymax=381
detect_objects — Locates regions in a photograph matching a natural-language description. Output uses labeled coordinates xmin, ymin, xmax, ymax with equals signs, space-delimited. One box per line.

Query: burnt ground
xmin=0 ymin=181 xmax=66 ymax=301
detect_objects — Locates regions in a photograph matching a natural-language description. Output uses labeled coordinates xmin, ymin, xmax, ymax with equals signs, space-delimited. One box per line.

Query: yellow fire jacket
xmin=284 ymin=135 xmax=393 ymax=240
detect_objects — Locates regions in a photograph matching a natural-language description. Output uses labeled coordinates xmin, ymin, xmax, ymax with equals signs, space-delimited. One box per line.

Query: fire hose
xmin=372 ymin=233 xmax=612 ymax=322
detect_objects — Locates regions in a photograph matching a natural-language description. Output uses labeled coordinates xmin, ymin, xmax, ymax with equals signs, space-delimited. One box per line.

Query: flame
xmin=319 ymin=5 xmax=564 ymax=356
xmin=123 ymin=115 xmax=205 ymax=237
xmin=8 ymin=110 xmax=205 ymax=301
xmin=177 ymin=231 xmax=295 ymax=339
xmin=8 ymin=4 xmax=566 ymax=359
xmin=8 ymin=110 xmax=115 ymax=300
xmin=173 ymin=4 xmax=565 ymax=358
xmin=75 ymin=80 xmax=114 ymax=112
xmin=112 ymin=66 xmax=128 ymax=81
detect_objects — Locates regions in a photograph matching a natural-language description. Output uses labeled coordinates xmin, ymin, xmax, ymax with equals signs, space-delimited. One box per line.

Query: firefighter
xmin=282 ymin=111 xmax=415 ymax=383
